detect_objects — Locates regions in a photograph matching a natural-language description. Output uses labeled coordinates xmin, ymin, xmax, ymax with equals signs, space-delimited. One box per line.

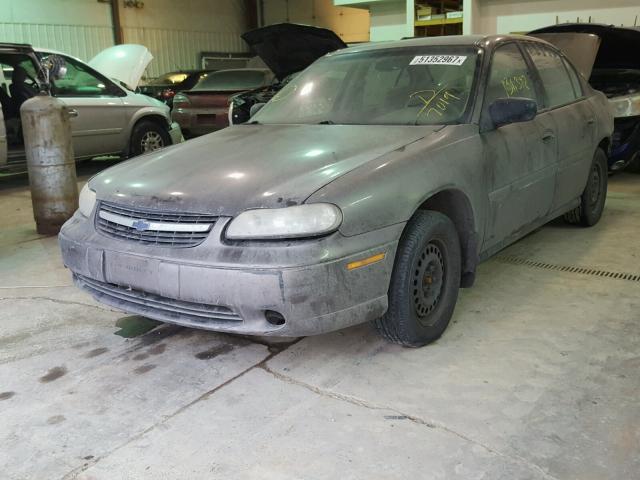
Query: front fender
xmin=307 ymin=124 xmax=486 ymax=240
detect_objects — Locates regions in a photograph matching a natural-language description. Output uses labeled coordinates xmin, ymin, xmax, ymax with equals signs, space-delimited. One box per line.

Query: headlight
xmin=609 ymin=94 xmax=640 ymax=118
xmin=226 ymin=203 xmax=342 ymax=240
xmin=227 ymin=100 xmax=234 ymax=125
xmin=78 ymin=184 xmax=96 ymax=217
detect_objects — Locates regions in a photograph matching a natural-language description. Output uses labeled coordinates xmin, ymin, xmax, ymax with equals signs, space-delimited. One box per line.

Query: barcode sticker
xmin=410 ymin=55 xmax=467 ymax=66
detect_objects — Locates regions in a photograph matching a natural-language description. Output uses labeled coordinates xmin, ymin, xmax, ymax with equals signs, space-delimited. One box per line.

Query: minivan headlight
xmin=79 ymin=184 xmax=97 ymax=217
xmin=226 ymin=203 xmax=342 ymax=240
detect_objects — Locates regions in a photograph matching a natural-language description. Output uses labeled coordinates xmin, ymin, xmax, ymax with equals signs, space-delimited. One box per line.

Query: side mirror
xmin=489 ymin=97 xmax=537 ymax=128
xmin=249 ymin=102 xmax=266 ymax=118
xmin=41 ymin=55 xmax=67 ymax=81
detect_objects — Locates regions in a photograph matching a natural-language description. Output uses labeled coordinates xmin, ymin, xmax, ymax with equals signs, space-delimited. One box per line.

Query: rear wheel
xmin=129 ymin=120 xmax=171 ymax=157
xmin=564 ymin=148 xmax=608 ymax=226
xmin=374 ymin=210 xmax=461 ymax=347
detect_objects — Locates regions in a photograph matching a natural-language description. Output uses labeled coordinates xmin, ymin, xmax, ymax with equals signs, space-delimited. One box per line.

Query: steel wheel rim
xmin=140 ymin=131 xmax=164 ymax=152
xmin=412 ymin=241 xmax=446 ymax=325
xmin=588 ymin=161 xmax=603 ymax=211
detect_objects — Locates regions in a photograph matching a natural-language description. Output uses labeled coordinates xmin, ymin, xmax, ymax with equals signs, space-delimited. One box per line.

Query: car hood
xmin=241 ymin=23 xmax=347 ymax=80
xmin=529 ymin=24 xmax=640 ymax=73
xmin=91 ymin=124 xmax=439 ymax=216
xmin=89 ymin=44 xmax=153 ymax=90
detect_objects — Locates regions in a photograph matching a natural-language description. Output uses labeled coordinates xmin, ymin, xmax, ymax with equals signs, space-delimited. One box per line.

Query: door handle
xmin=586 ymin=117 xmax=595 ymax=125
xmin=542 ymin=132 xmax=555 ymax=143
xmin=67 ymin=109 xmax=78 ymax=118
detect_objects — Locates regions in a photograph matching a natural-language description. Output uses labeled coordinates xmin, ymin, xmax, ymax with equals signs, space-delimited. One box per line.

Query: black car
xmin=139 ymin=69 xmax=213 ymax=108
xmin=228 ymin=23 xmax=346 ymax=125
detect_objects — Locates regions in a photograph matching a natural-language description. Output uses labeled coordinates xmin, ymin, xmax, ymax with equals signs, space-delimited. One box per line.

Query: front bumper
xmin=168 ymin=122 xmax=184 ymax=145
xmin=59 ymin=212 xmax=401 ymax=337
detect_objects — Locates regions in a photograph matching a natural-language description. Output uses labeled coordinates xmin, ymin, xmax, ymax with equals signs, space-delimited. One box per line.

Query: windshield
xmin=193 ymin=69 xmax=269 ymax=91
xmin=253 ymin=47 xmax=479 ymax=126
xmin=149 ymin=72 xmax=189 ymax=85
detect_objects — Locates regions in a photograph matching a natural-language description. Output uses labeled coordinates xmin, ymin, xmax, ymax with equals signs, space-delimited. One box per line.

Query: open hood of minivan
xmin=89 ymin=44 xmax=153 ymax=90
xmin=241 ymin=23 xmax=347 ymax=80
xmin=530 ymin=24 xmax=640 ymax=74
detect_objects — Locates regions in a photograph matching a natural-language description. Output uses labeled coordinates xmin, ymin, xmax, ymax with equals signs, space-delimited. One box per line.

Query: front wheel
xmin=564 ymin=148 xmax=608 ymax=226
xmin=129 ymin=120 xmax=171 ymax=157
xmin=374 ymin=210 xmax=461 ymax=347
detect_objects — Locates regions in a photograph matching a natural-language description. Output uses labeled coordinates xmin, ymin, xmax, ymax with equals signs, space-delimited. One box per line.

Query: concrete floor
xmin=1 ymin=167 xmax=639 ymax=480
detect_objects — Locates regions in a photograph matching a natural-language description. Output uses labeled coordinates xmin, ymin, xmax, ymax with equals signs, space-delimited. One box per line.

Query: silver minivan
xmin=0 ymin=42 xmax=182 ymax=171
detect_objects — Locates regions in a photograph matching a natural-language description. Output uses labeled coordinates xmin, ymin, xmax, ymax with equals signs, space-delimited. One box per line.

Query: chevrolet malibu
xmin=60 ymin=35 xmax=612 ymax=347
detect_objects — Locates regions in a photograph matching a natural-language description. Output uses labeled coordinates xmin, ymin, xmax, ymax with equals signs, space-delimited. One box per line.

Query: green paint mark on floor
xmin=114 ymin=316 xmax=162 ymax=338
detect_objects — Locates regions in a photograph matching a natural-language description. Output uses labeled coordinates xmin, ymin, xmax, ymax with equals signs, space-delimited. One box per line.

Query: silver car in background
xmin=0 ymin=43 xmax=182 ymax=171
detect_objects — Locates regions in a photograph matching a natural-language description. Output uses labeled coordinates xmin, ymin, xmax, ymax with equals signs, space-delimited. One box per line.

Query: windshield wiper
xmin=318 ymin=120 xmax=335 ymax=125
xmin=246 ymin=120 xmax=260 ymax=125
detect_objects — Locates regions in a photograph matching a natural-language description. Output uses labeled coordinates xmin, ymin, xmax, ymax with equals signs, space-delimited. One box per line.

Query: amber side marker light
xmin=347 ymin=253 xmax=386 ymax=271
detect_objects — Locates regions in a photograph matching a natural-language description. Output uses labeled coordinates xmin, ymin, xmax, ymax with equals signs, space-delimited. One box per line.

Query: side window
xmin=51 ymin=57 xmax=113 ymax=97
xmin=485 ymin=43 xmax=539 ymax=109
xmin=525 ymin=44 xmax=577 ymax=108
xmin=562 ymin=57 xmax=583 ymax=98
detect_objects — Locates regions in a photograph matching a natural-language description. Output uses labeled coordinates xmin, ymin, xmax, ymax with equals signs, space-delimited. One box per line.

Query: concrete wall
xmin=263 ymin=0 xmax=370 ymax=43
xmin=0 ymin=0 xmax=249 ymax=78
xmin=470 ymin=0 xmax=640 ymax=34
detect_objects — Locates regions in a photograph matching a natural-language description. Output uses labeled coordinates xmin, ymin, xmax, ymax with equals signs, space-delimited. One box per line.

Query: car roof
xmin=0 ymin=42 xmax=35 ymax=54
xmin=333 ymin=34 xmax=548 ymax=55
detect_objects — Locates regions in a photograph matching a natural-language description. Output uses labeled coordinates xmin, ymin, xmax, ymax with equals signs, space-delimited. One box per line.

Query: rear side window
xmin=525 ymin=44 xmax=577 ymax=108
xmin=485 ymin=43 xmax=539 ymax=108
xmin=562 ymin=58 xmax=583 ymax=98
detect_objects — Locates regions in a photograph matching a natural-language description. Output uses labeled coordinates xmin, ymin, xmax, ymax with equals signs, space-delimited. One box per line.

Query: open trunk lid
xmin=530 ymin=24 xmax=640 ymax=74
xmin=241 ymin=23 xmax=347 ymax=80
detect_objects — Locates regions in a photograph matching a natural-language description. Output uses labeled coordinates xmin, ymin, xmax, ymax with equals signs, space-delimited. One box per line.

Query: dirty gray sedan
xmin=60 ymin=35 xmax=613 ymax=346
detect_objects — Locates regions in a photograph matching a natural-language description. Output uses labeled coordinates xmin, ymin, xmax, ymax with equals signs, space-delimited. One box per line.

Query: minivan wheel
xmin=129 ymin=120 xmax=171 ymax=157
xmin=564 ymin=148 xmax=608 ymax=226
xmin=374 ymin=210 xmax=461 ymax=347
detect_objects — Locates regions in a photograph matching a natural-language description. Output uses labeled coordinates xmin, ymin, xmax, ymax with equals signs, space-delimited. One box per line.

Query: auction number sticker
xmin=410 ymin=55 xmax=467 ymax=66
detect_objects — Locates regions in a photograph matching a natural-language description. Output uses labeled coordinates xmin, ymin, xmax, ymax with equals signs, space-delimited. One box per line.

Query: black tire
xmin=374 ymin=210 xmax=461 ymax=347
xmin=129 ymin=120 xmax=171 ymax=157
xmin=564 ymin=148 xmax=608 ymax=226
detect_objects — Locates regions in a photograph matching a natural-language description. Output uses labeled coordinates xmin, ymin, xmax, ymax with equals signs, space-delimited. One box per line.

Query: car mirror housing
xmin=489 ymin=97 xmax=537 ymax=128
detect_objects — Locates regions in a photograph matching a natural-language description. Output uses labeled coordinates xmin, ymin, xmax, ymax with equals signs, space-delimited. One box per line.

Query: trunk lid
xmin=529 ymin=24 xmax=640 ymax=74
xmin=241 ymin=23 xmax=347 ymax=80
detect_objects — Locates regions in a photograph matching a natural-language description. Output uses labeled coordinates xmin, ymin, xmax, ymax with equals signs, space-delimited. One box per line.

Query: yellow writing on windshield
xmin=411 ymin=87 xmax=462 ymax=120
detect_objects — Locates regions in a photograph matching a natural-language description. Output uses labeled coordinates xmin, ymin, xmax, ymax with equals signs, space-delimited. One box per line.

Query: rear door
xmin=523 ymin=42 xmax=595 ymax=211
xmin=480 ymin=42 xmax=558 ymax=250
xmin=50 ymin=55 xmax=126 ymax=158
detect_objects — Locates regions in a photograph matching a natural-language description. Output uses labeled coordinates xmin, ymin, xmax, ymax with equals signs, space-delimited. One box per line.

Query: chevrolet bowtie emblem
xmin=131 ymin=219 xmax=151 ymax=231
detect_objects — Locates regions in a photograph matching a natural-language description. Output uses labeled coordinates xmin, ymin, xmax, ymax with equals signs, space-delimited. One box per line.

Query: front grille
xmin=96 ymin=201 xmax=217 ymax=247
xmin=75 ymin=274 xmax=243 ymax=324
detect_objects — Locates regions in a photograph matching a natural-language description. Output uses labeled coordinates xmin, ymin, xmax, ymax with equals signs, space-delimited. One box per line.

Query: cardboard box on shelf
xmin=416 ymin=5 xmax=433 ymax=18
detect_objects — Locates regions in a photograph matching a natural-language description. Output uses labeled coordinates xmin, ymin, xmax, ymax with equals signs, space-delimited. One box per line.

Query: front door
xmin=524 ymin=43 xmax=595 ymax=210
xmin=51 ymin=55 xmax=126 ymax=158
xmin=480 ymin=42 xmax=558 ymax=251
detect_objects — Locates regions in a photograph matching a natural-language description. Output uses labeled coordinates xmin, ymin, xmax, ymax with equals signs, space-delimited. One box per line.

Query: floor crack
xmin=260 ymin=364 xmax=560 ymax=480
xmin=59 ymin=339 xmax=302 ymax=480
xmin=0 ymin=296 xmax=115 ymax=312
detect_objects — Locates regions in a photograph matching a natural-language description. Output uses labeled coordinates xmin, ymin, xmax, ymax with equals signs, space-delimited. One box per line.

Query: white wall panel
xmin=123 ymin=26 xmax=247 ymax=78
xmin=0 ymin=22 xmax=114 ymax=61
